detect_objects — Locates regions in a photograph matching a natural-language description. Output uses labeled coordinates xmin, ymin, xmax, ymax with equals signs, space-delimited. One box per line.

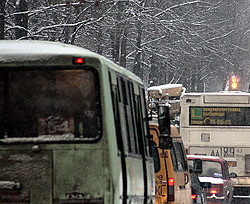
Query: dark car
xmin=187 ymin=155 xmax=237 ymax=204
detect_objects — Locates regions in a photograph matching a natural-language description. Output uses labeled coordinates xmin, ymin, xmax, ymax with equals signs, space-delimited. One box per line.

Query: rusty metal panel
xmin=0 ymin=150 xmax=53 ymax=204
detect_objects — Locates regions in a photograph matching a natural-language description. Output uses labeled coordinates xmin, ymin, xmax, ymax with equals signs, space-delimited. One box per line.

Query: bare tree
xmin=2 ymin=0 xmax=249 ymax=92
xmin=15 ymin=0 xmax=28 ymax=39
xmin=0 ymin=0 xmax=6 ymax=39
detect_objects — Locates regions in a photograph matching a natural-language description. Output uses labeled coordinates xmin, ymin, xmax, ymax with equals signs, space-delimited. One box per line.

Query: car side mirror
xmin=201 ymin=182 xmax=211 ymax=189
xmin=159 ymin=136 xmax=172 ymax=149
xmin=193 ymin=159 xmax=203 ymax=175
xmin=229 ymin=172 xmax=237 ymax=178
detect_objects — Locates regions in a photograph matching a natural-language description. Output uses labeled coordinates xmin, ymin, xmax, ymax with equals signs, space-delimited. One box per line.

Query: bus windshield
xmin=0 ymin=68 xmax=101 ymax=142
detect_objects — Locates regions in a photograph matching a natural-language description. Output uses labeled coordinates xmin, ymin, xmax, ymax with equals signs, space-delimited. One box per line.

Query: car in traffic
xmin=187 ymin=155 xmax=237 ymax=204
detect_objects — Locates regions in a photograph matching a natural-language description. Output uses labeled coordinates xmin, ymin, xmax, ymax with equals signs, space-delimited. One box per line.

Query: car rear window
xmin=199 ymin=161 xmax=222 ymax=178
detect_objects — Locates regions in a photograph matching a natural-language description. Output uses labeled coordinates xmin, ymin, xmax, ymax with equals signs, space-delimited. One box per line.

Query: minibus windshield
xmin=0 ymin=67 xmax=101 ymax=142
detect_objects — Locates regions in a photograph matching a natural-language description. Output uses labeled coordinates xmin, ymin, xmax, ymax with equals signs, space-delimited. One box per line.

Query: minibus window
xmin=117 ymin=77 xmax=130 ymax=153
xmin=170 ymin=143 xmax=178 ymax=171
xmin=0 ymin=68 xmax=101 ymax=141
xmin=151 ymin=141 xmax=160 ymax=173
xmin=179 ymin=142 xmax=188 ymax=171
xmin=173 ymin=142 xmax=184 ymax=171
xmin=129 ymin=82 xmax=139 ymax=154
xmin=140 ymin=87 xmax=151 ymax=157
xmin=109 ymin=73 xmax=122 ymax=151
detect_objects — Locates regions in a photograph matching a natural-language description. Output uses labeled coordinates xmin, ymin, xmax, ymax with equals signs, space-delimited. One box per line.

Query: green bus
xmin=0 ymin=40 xmax=155 ymax=204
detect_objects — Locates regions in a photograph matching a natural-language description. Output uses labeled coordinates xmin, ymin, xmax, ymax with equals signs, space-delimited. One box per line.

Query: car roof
xmin=187 ymin=155 xmax=225 ymax=163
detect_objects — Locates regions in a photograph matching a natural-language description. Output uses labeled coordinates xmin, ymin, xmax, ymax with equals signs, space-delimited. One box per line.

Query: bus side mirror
xmin=158 ymin=104 xmax=171 ymax=136
xmin=159 ymin=136 xmax=172 ymax=149
xmin=193 ymin=159 xmax=203 ymax=175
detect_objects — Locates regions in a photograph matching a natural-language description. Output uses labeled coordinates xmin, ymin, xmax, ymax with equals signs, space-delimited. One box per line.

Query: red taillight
xmin=168 ymin=178 xmax=174 ymax=186
xmin=191 ymin=186 xmax=197 ymax=200
xmin=210 ymin=189 xmax=218 ymax=194
xmin=73 ymin=57 xmax=85 ymax=64
xmin=191 ymin=194 xmax=197 ymax=200
xmin=208 ymin=184 xmax=223 ymax=197
xmin=167 ymin=178 xmax=174 ymax=202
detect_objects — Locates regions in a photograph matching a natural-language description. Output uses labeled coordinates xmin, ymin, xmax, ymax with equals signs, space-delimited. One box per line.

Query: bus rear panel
xmin=0 ymin=40 xmax=155 ymax=204
xmin=180 ymin=92 xmax=250 ymax=200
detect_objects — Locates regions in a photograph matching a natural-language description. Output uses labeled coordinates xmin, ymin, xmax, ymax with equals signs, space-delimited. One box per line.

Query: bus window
xmin=117 ymin=77 xmax=130 ymax=153
xmin=179 ymin=142 xmax=188 ymax=171
xmin=0 ymin=68 xmax=101 ymax=140
xmin=128 ymin=81 xmax=139 ymax=154
xmin=130 ymin=83 xmax=145 ymax=155
xmin=151 ymin=140 xmax=160 ymax=173
xmin=170 ymin=143 xmax=178 ymax=171
xmin=109 ymin=73 xmax=122 ymax=152
xmin=124 ymin=80 xmax=137 ymax=154
xmin=171 ymin=141 xmax=187 ymax=171
xmin=139 ymin=87 xmax=151 ymax=157
xmin=109 ymin=74 xmax=142 ymax=156
xmin=133 ymin=95 xmax=142 ymax=155
xmin=173 ymin=142 xmax=183 ymax=171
